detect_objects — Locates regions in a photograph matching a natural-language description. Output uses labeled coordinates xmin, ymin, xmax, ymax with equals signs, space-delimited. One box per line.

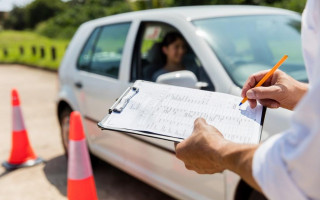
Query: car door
xmin=125 ymin=20 xmax=225 ymax=199
xmin=130 ymin=21 xmax=215 ymax=151
xmin=74 ymin=22 xmax=132 ymax=148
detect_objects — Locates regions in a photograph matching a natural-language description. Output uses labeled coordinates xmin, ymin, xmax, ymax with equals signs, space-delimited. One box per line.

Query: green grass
xmin=0 ymin=31 xmax=69 ymax=70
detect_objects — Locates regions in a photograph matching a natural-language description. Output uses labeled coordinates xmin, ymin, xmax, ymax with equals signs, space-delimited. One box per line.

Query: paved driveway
xmin=0 ymin=64 xmax=172 ymax=200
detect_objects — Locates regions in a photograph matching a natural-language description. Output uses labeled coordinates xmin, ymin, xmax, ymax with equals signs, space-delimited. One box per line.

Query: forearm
xmin=218 ymin=141 xmax=262 ymax=192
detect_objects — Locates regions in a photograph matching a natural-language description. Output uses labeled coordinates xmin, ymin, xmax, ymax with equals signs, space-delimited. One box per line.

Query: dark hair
xmin=161 ymin=32 xmax=185 ymax=47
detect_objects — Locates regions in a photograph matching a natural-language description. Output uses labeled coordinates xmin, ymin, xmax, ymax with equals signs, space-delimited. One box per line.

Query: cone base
xmin=68 ymin=176 xmax=98 ymax=200
xmin=2 ymin=157 xmax=44 ymax=170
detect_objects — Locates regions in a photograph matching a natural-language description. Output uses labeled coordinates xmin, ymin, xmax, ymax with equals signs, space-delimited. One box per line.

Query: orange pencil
xmin=239 ymin=55 xmax=288 ymax=106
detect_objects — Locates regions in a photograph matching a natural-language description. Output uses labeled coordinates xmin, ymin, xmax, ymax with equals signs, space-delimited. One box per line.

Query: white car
xmin=57 ymin=5 xmax=307 ymax=200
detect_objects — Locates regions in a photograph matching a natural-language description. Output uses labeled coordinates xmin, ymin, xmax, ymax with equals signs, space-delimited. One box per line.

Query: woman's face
xmin=162 ymin=38 xmax=186 ymax=65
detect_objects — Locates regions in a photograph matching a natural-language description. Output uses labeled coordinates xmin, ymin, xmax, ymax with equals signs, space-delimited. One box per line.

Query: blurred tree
xmin=84 ymin=0 xmax=113 ymax=6
xmin=25 ymin=0 xmax=67 ymax=28
xmin=3 ymin=0 xmax=307 ymax=38
xmin=107 ymin=1 xmax=132 ymax=15
xmin=68 ymin=0 xmax=86 ymax=5
xmin=173 ymin=0 xmax=219 ymax=5
xmin=36 ymin=4 xmax=105 ymax=38
xmin=68 ymin=0 xmax=114 ymax=6
xmin=129 ymin=0 xmax=306 ymax=12
xmin=36 ymin=1 xmax=131 ymax=39
xmin=3 ymin=6 xmax=27 ymax=30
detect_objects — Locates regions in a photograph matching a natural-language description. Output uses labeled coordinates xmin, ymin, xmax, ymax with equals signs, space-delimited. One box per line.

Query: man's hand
xmin=175 ymin=118 xmax=261 ymax=192
xmin=175 ymin=118 xmax=228 ymax=174
xmin=242 ymin=70 xmax=308 ymax=110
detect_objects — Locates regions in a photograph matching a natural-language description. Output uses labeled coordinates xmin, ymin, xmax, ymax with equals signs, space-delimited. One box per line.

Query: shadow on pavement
xmin=43 ymin=155 xmax=173 ymax=200
xmin=0 ymin=170 xmax=13 ymax=179
xmin=43 ymin=155 xmax=68 ymax=196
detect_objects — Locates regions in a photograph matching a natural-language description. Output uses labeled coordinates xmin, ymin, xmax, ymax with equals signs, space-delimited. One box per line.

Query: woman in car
xmin=152 ymin=32 xmax=187 ymax=82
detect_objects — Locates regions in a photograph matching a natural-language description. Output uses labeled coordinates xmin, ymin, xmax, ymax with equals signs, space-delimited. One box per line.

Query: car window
xmin=132 ymin=22 xmax=215 ymax=91
xmin=193 ymin=15 xmax=307 ymax=86
xmin=140 ymin=26 xmax=164 ymax=60
xmin=77 ymin=22 xmax=131 ymax=79
xmin=77 ymin=28 xmax=100 ymax=70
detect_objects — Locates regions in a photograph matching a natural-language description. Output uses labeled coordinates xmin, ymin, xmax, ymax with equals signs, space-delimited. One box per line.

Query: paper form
xmin=102 ymin=81 xmax=264 ymax=144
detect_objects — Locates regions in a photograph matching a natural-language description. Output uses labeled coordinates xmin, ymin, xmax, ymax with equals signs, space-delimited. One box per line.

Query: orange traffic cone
xmin=67 ymin=111 xmax=98 ymax=200
xmin=2 ymin=89 xmax=43 ymax=170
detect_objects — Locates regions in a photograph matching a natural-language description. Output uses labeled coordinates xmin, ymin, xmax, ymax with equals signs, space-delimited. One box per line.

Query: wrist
xmin=207 ymin=136 xmax=262 ymax=191
xmin=220 ymin=141 xmax=241 ymax=172
xmin=293 ymin=81 xmax=308 ymax=108
xmin=219 ymin=141 xmax=258 ymax=174
xmin=297 ymin=82 xmax=308 ymax=96
xmin=209 ymin=139 xmax=238 ymax=171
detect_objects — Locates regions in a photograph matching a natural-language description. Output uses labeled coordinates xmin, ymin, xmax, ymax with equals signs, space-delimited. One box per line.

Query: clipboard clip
xmin=109 ymin=86 xmax=139 ymax=114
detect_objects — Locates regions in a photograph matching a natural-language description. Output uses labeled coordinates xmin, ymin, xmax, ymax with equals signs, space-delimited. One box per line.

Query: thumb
xmin=193 ymin=118 xmax=207 ymax=131
xmin=246 ymin=85 xmax=282 ymax=100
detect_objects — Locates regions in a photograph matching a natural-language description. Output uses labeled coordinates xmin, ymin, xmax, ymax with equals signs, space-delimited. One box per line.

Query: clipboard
xmin=98 ymin=85 xmax=186 ymax=142
xmin=98 ymin=80 xmax=267 ymax=143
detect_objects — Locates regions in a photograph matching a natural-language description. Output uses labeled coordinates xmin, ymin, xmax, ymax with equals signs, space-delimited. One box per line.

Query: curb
xmin=0 ymin=62 xmax=57 ymax=73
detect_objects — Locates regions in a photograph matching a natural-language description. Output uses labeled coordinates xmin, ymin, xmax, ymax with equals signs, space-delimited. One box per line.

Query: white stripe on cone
xmin=68 ymin=139 xmax=93 ymax=180
xmin=12 ymin=106 xmax=26 ymax=132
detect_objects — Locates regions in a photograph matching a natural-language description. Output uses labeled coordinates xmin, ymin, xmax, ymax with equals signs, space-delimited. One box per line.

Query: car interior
xmin=132 ymin=22 xmax=215 ymax=91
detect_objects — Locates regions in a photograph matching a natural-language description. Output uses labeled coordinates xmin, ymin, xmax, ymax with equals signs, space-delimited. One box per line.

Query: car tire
xmin=58 ymin=107 xmax=99 ymax=166
xmin=59 ymin=107 xmax=72 ymax=156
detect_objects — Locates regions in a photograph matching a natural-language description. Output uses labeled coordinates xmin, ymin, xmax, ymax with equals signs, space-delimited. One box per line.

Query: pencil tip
xmin=239 ymin=103 xmax=242 ymax=106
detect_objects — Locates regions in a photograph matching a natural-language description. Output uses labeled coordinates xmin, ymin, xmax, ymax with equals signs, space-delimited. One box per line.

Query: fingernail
xmin=247 ymin=90 xmax=256 ymax=99
xmin=271 ymin=103 xmax=279 ymax=108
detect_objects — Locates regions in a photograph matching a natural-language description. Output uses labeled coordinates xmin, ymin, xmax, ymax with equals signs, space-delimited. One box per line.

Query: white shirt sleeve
xmin=253 ymin=80 xmax=320 ymax=200
xmin=252 ymin=0 xmax=320 ymax=199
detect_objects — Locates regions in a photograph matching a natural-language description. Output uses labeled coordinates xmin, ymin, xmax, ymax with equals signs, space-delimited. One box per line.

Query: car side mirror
xmin=156 ymin=70 xmax=208 ymax=89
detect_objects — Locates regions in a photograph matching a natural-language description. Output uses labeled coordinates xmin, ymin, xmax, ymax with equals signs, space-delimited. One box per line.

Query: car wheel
xmin=58 ymin=107 xmax=99 ymax=165
xmin=59 ymin=107 xmax=72 ymax=156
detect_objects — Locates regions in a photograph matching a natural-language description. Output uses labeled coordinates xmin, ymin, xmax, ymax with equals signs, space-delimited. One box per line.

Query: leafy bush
xmin=36 ymin=1 xmax=131 ymax=39
xmin=0 ymin=31 xmax=69 ymax=70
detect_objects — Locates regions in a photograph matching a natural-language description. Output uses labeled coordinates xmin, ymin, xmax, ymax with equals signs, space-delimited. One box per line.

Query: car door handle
xmin=75 ymin=82 xmax=83 ymax=89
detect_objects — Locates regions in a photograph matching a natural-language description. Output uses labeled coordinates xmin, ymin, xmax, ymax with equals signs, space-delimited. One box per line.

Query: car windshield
xmin=193 ymin=15 xmax=307 ymax=87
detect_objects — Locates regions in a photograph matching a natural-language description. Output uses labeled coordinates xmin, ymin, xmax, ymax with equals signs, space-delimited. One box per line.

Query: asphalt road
xmin=0 ymin=64 xmax=173 ymax=200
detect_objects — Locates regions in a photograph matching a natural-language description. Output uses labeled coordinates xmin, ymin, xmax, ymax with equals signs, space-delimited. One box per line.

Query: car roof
xmin=88 ymin=5 xmax=300 ymax=25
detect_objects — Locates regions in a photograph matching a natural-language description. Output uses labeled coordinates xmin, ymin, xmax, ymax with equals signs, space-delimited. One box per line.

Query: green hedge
xmin=0 ymin=31 xmax=69 ymax=70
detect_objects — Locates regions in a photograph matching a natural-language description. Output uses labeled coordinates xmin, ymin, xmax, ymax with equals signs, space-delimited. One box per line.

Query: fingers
xmin=258 ymin=99 xmax=280 ymax=108
xmin=194 ymin=117 xmax=207 ymax=125
xmin=248 ymin=99 xmax=257 ymax=108
xmin=174 ymin=142 xmax=179 ymax=149
xmin=184 ymin=164 xmax=223 ymax=174
xmin=241 ymin=70 xmax=270 ymax=98
xmin=247 ymin=96 xmax=280 ymax=109
xmin=194 ymin=117 xmax=207 ymax=130
xmin=246 ymin=85 xmax=282 ymax=100
xmin=175 ymin=142 xmax=184 ymax=159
